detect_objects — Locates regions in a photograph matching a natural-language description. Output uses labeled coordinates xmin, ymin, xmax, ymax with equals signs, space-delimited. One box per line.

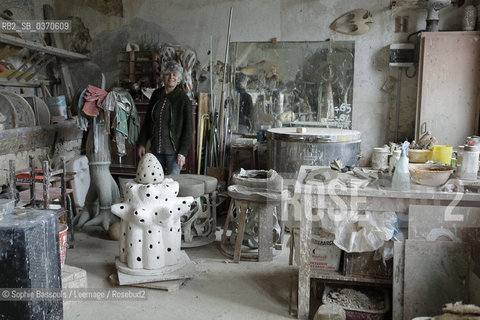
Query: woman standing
xmin=136 ymin=61 xmax=193 ymax=174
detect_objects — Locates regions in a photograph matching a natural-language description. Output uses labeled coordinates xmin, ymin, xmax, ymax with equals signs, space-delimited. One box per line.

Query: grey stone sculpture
xmin=75 ymin=122 xmax=120 ymax=231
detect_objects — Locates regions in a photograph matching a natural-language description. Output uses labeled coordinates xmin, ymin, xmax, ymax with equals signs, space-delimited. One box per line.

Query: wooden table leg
xmin=233 ymin=200 xmax=248 ymax=263
xmin=298 ymin=191 xmax=313 ymax=319
xmin=257 ymin=202 xmax=273 ymax=262
xmin=221 ymin=199 xmax=234 ymax=244
xmin=228 ymin=150 xmax=235 ymax=184
xmin=211 ymin=191 xmax=217 ymax=234
xmin=289 ymin=228 xmax=295 ymax=266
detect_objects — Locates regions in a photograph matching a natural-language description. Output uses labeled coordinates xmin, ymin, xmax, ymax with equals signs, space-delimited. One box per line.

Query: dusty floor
xmin=64 ymin=227 xmax=296 ymax=320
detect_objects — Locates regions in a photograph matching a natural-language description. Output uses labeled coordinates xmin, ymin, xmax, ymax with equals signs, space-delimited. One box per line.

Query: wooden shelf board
xmin=0 ymin=77 xmax=53 ymax=87
xmin=0 ymin=33 xmax=88 ymax=60
xmin=310 ymin=269 xmax=392 ymax=286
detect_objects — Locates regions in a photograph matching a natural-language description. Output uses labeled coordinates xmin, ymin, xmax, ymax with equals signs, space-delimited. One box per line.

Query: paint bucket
xmin=59 ymin=223 xmax=68 ymax=268
xmin=433 ymin=145 xmax=453 ymax=165
xmin=47 ymin=96 xmax=67 ymax=120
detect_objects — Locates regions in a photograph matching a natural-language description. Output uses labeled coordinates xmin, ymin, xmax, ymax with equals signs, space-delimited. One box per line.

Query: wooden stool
xmin=220 ymin=188 xmax=288 ymax=263
xmin=228 ymin=144 xmax=259 ymax=183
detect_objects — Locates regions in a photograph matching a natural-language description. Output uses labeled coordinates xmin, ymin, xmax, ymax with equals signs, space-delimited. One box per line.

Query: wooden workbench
xmin=293 ymin=166 xmax=480 ymax=319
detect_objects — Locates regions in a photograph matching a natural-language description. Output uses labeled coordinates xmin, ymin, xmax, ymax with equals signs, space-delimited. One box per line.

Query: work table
xmin=292 ymin=165 xmax=480 ymax=319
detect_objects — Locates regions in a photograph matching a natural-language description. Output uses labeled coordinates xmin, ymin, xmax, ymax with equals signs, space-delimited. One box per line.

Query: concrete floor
xmin=64 ymin=227 xmax=296 ymax=320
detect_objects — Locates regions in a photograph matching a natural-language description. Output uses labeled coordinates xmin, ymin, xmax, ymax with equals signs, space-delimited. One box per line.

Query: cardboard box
xmin=293 ymin=229 xmax=342 ymax=271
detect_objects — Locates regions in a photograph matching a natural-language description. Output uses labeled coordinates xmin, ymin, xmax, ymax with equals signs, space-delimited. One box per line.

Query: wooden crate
xmin=343 ymin=251 xmax=393 ymax=279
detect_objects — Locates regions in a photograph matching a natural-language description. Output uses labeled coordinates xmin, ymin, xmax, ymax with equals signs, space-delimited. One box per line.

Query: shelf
xmin=310 ymin=269 xmax=392 ymax=286
xmin=0 ymin=33 xmax=88 ymax=60
xmin=119 ymin=59 xmax=154 ymax=63
xmin=0 ymin=77 xmax=53 ymax=87
xmin=0 ymin=120 xmax=82 ymax=155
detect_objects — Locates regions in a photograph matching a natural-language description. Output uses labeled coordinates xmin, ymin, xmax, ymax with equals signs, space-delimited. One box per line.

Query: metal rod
xmin=29 ymin=155 xmax=35 ymax=208
xmin=209 ymin=34 xmax=214 ymax=115
xmin=221 ymin=8 xmax=233 ymax=93
xmin=218 ymin=7 xmax=233 ymax=168
xmin=208 ymin=34 xmax=216 ymax=168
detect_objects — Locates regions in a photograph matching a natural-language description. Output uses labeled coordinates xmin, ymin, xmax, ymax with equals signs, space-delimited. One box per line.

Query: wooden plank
xmin=403 ymin=240 xmax=470 ymax=320
xmin=109 ymin=273 xmax=185 ymax=292
xmin=130 ymin=279 xmax=185 ymax=291
xmin=0 ymin=33 xmax=88 ymax=60
xmin=0 ymin=77 xmax=53 ymax=88
xmin=408 ymin=204 xmax=480 ymax=276
xmin=257 ymin=202 xmax=273 ymax=262
xmin=415 ymin=31 xmax=480 ymax=146
xmin=116 ymin=265 xmax=195 ymax=286
xmin=309 ymin=269 xmax=392 ymax=285
xmin=392 ymin=241 xmax=404 ymax=320
xmin=408 ymin=205 xmax=480 ymax=239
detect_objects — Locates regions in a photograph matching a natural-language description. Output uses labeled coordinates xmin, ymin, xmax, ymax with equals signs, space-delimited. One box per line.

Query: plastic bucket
xmin=59 ymin=223 xmax=68 ymax=268
xmin=433 ymin=145 xmax=453 ymax=165
xmin=47 ymin=96 xmax=67 ymax=119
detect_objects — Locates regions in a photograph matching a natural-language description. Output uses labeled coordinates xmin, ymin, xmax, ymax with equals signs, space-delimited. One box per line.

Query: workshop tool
xmin=197 ymin=113 xmax=210 ymax=174
xmin=208 ymin=34 xmax=218 ymax=168
xmin=218 ymin=7 xmax=233 ymax=169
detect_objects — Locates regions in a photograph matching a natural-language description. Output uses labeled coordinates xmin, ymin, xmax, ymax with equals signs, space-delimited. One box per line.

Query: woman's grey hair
xmin=235 ymin=72 xmax=248 ymax=90
xmin=162 ymin=61 xmax=183 ymax=81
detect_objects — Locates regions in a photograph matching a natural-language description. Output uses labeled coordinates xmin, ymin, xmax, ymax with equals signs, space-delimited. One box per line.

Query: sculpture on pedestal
xmin=73 ymin=86 xmax=140 ymax=232
xmin=75 ymin=122 xmax=120 ymax=230
xmin=111 ymin=153 xmax=193 ymax=269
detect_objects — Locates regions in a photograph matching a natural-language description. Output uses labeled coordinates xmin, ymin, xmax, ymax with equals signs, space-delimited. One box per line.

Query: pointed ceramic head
xmin=135 ymin=153 xmax=164 ymax=184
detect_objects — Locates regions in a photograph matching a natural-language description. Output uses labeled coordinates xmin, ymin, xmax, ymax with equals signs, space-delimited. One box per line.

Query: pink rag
xmin=82 ymin=85 xmax=108 ymax=117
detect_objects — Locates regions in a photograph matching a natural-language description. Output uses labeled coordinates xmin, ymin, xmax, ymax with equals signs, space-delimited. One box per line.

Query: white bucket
xmin=47 ymin=96 xmax=67 ymax=119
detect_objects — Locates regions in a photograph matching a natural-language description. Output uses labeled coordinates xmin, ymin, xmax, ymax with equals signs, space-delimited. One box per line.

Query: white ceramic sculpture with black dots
xmin=111 ymin=153 xmax=194 ymax=271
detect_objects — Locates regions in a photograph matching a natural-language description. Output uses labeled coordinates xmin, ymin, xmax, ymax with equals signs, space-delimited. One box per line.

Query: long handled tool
xmin=197 ymin=113 xmax=210 ymax=174
xmin=208 ymin=34 xmax=218 ymax=168
xmin=218 ymin=7 xmax=233 ymax=169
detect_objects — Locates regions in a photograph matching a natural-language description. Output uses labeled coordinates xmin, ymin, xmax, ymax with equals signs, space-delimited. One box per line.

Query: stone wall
xmin=53 ymin=0 xmax=470 ymax=158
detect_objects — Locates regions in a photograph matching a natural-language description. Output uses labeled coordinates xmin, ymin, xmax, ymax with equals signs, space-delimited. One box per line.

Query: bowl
xmin=409 ymin=163 xmax=454 ymax=187
xmin=408 ymin=149 xmax=432 ymax=163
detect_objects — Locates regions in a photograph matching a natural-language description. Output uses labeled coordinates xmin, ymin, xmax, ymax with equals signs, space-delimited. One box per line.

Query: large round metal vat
xmin=267 ymin=127 xmax=361 ymax=177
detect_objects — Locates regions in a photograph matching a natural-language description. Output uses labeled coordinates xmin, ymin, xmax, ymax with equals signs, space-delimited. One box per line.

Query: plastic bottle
xmin=392 ymin=141 xmax=410 ymax=191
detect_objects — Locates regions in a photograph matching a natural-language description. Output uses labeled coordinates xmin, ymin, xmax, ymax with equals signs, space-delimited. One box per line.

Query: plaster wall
xmin=54 ymin=0 xmax=467 ymax=158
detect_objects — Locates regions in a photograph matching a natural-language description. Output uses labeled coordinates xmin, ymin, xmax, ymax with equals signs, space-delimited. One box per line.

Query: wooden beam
xmin=0 ymin=78 xmax=53 ymax=88
xmin=0 ymin=33 xmax=88 ymax=60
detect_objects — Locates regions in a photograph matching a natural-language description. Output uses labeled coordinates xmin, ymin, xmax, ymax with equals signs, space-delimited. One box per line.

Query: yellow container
xmin=433 ymin=145 xmax=453 ymax=165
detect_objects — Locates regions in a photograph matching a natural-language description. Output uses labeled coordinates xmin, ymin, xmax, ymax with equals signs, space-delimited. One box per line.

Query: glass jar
xmin=456 ymin=145 xmax=479 ymax=180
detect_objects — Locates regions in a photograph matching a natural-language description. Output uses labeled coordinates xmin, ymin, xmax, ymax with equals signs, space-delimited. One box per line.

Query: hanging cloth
xmin=82 ymin=85 xmax=108 ymax=117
